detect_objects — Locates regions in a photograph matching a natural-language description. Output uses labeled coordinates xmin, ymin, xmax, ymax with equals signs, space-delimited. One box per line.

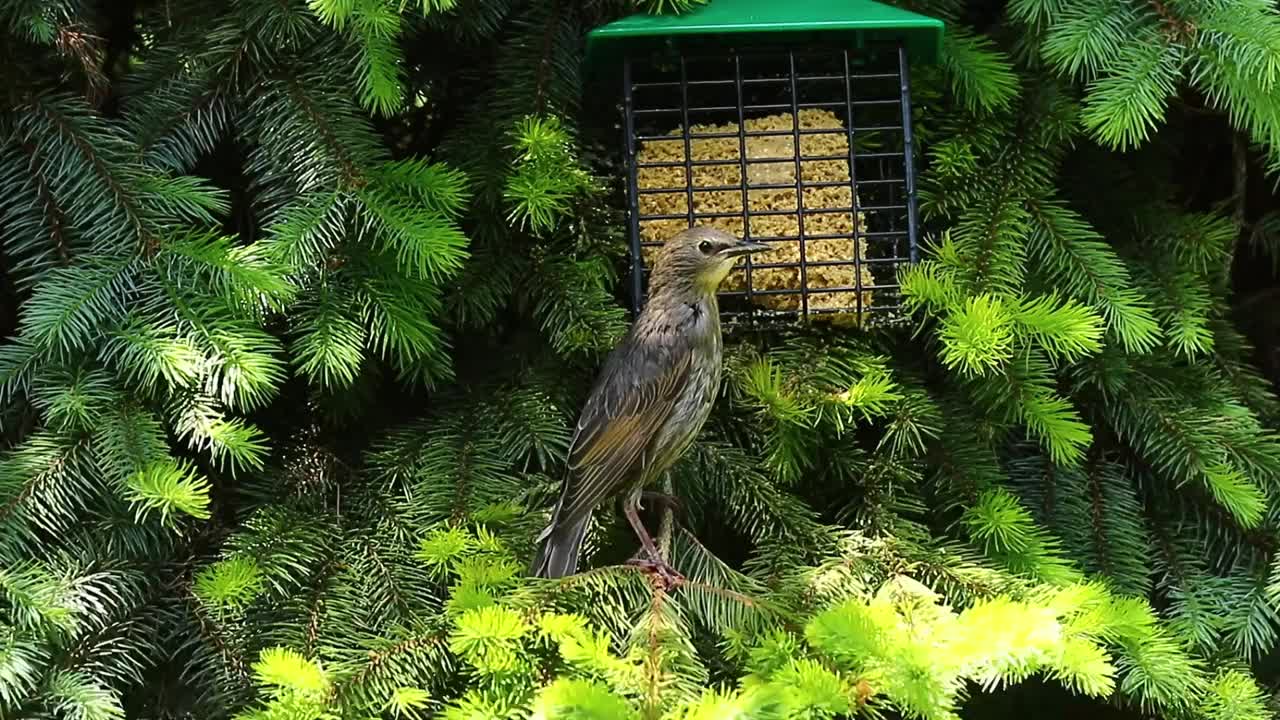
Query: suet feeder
xmin=586 ymin=0 xmax=943 ymax=327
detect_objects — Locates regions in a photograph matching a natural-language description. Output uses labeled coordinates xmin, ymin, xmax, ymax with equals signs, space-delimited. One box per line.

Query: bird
xmin=530 ymin=226 xmax=769 ymax=584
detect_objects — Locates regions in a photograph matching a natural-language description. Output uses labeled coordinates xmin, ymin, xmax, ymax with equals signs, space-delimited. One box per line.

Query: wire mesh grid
xmin=621 ymin=43 xmax=919 ymax=327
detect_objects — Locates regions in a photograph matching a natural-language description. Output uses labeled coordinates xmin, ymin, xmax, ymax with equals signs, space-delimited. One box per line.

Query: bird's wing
xmin=554 ymin=332 xmax=693 ymax=525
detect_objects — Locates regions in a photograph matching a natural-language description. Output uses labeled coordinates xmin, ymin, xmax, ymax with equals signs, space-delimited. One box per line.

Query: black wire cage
xmin=586 ymin=0 xmax=944 ymax=328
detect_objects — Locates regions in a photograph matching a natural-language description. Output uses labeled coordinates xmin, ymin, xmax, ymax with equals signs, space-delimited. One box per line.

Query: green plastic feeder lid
xmin=586 ymin=0 xmax=945 ymax=73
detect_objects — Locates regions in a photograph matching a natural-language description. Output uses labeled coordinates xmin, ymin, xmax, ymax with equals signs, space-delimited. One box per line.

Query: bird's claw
xmin=625 ymin=556 xmax=684 ymax=589
xmin=640 ymin=491 xmax=682 ymax=514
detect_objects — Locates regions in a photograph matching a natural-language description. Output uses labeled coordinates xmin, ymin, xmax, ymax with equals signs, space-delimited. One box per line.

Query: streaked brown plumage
xmin=530 ymin=227 xmax=769 ymax=582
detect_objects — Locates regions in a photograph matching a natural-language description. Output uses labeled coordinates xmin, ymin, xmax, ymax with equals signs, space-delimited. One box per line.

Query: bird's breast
xmin=642 ymin=301 xmax=723 ymax=482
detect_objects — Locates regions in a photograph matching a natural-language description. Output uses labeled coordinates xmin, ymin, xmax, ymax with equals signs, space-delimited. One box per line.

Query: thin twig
xmin=657 ymin=473 xmax=674 ymax=558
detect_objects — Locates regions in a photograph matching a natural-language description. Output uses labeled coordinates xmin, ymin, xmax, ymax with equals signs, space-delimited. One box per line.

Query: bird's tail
xmin=530 ymin=514 xmax=590 ymax=578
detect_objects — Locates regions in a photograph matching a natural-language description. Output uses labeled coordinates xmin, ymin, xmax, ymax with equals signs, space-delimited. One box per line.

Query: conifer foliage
xmin=2 ymin=0 xmax=1280 ymax=718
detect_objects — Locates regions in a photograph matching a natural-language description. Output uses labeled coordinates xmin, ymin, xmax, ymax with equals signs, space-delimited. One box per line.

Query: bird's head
xmin=649 ymin=227 xmax=771 ymax=297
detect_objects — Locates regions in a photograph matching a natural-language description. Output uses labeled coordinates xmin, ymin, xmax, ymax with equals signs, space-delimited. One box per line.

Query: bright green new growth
xmin=221 ymin=522 xmax=1126 ymax=720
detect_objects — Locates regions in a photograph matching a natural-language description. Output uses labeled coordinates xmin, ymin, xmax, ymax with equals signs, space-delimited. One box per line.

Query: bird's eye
xmin=698 ymin=240 xmax=713 ymax=255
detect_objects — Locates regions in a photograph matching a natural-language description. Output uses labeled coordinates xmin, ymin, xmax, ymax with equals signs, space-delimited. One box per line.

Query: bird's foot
xmin=626 ymin=555 xmax=684 ymax=590
xmin=622 ymin=498 xmax=682 ymax=589
xmin=640 ymin=491 xmax=682 ymax=514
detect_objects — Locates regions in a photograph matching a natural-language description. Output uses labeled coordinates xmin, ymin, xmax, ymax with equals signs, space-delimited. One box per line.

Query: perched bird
xmin=530 ymin=226 xmax=769 ymax=582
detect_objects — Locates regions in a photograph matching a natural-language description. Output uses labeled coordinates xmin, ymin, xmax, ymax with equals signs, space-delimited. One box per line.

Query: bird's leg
xmin=622 ymin=487 xmax=683 ymax=588
xmin=622 ymin=493 xmax=661 ymax=562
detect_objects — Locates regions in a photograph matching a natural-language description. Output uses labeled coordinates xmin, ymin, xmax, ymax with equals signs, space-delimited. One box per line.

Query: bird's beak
xmin=721 ymin=239 xmax=771 ymax=258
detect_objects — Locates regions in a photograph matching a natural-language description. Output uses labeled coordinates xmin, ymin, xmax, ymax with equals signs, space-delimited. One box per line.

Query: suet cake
xmin=636 ymin=109 xmax=875 ymax=325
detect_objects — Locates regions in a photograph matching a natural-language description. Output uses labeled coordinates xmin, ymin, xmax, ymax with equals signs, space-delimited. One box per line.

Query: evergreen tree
xmin=1 ymin=0 xmax=1280 ymax=718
